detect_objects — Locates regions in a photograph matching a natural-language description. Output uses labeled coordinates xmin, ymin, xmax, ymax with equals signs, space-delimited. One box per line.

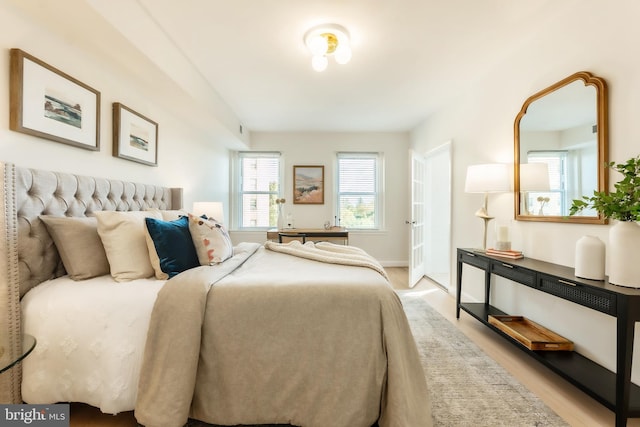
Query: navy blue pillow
xmin=145 ymin=216 xmax=199 ymax=278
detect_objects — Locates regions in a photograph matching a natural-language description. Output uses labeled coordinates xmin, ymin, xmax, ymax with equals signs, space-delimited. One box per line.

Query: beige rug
xmin=401 ymin=294 xmax=568 ymax=427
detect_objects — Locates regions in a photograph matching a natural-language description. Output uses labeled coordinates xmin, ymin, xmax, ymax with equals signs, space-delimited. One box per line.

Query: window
xmin=336 ymin=152 xmax=381 ymax=229
xmin=527 ymin=151 xmax=568 ymax=216
xmin=236 ymin=152 xmax=281 ymax=228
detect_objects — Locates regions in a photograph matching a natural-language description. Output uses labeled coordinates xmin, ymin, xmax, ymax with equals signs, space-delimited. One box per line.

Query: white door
xmin=408 ymin=151 xmax=426 ymax=287
xmin=424 ymin=141 xmax=452 ymax=290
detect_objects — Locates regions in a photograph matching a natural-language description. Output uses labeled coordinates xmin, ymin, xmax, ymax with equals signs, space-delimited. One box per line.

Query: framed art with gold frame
xmin=293 ymin=165 xmax=324 ymax=204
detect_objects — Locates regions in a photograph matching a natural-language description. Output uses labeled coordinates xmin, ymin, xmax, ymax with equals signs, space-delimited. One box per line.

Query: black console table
xmin=456 ymin=248 xmax=640 ymax=427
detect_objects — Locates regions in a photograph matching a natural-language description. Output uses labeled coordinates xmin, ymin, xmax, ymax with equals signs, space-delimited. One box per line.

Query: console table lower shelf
xmin=457 ymin=247 xmax=640 ymax=427
xmin=460 ymin=302 xmax=640 ymax=417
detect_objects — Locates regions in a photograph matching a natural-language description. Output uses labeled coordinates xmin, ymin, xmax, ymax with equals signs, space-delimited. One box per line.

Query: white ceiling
xmin=88 ymin=1 xmax=556 ymax=133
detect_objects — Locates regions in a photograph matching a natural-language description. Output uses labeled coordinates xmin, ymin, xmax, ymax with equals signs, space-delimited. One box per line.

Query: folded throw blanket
xmin=264 ymin=240 xmax=388 ymax=280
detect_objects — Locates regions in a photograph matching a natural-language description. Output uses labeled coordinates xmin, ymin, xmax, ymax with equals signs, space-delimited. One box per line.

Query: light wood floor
xmin=69 ymin=267 xmax=635 ymax=426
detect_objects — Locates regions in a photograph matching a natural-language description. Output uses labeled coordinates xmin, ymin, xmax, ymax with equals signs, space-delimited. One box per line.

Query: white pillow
xmin=187 ymin=213 xmax=233 ymax=265
xmin=94 ymin=210 xmax=162 ymax=281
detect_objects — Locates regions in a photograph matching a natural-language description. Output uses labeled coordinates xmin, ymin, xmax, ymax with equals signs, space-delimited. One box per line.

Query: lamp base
xmin=478 ymin=216 xmax=494 ymax=251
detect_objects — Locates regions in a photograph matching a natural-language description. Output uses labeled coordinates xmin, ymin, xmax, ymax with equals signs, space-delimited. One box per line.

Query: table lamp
xmin=464 ymin=163 xmax=510 ymax=251
xmin=193 ymin=201 xmax=225 ymax=223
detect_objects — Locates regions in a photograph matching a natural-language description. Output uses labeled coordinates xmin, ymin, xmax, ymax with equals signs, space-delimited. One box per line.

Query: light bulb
xmin=311 ymin=55 xmax=328 ymax=72
xmin=334 ymin=44 xmax=352 ymax=64
xmin=308 ymin=35 xmax=328 ymax=56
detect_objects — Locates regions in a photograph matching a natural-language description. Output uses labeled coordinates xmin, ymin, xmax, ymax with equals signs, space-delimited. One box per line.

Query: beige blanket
xmin=264 ymin=240 xmax=389 ymax=280
xmin=135 ymin=243 xmax=431 ymax=427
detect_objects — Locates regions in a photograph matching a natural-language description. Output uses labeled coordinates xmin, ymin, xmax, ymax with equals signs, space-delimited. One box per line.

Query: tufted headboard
xmin=0 ymin=162 xmax=182 ymax=403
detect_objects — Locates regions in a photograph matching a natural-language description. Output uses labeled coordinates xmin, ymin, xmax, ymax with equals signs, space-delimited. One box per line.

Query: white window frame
xmin=527 ymin=150 xmax=568 ymax=216
xmin=232 ymin=151 xmax=283 ymax=230
xmin=335 ymin=152 xmax=383 ymax=230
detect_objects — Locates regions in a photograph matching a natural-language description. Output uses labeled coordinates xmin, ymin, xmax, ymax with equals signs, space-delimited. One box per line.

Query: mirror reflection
xmin=514 ymin=72 xmax=608 ymax=224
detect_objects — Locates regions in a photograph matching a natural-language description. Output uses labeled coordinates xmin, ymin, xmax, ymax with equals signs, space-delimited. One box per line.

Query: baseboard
xmin=380 ymin=261 xmax=409 ymax=267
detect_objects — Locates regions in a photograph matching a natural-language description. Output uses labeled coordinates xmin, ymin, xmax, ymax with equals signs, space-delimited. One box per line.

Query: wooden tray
xmin=488 ymin=315 xmax=574 ymax=351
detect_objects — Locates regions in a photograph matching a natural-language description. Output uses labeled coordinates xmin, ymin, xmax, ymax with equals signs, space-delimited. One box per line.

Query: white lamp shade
xmin=311 ymin=55 xmax=328 ymax=72
xmin=464 ymin=163 xmax=511 ymax=193
xmin=334 ymin=44 xmax=352 ymax=64
xmin=308 ymin=35 xmax=328 ymax=56
xmin=192 ymin=201 xmax=224 ymax=223
xmin=519 ymin=163 xmax=551 ymax=191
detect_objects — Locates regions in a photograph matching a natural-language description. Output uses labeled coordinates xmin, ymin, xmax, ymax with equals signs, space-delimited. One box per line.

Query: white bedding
xmin=21 ymin=275 xmax=165 ymax=413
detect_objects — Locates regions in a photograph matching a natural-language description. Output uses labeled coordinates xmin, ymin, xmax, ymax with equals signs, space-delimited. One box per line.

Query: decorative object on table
xmin=275 ymin=198 xmax=286 ymax=229
xmin=519 ymin=163 xmax=551 ymax=215
xmin=536 ymin=196 xmax=551 ymax=215
xmin=9 ymin=48 xmax=100 ymax=150
xmin=494 ymin=219 xmax=512 ymax=251
xmin=464 ymin=163 xmax=511 ymax=251
xmin=192 ymin=202 xmax=225 ymax=224
xmin=112 ymin=102 xmax=158 ymax=166
xmin=574 ymin=235 xmax=605 ymax=281
xmin=293 ymin=165 xmax=324 ymax=204
xmin=285 ymin=212 xmax=295 ymax=229
xmin=485 ymin=248 xmax=523 ymax=259
xmin=570 ymin=155 xmax=640 ymax=287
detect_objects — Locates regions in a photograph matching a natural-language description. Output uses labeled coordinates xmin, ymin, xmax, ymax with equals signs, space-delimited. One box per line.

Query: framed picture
xmin=9 ymin=48 xmax=101 ymax=150
xmin=112 ymin=102 xmax=158 ymax=166
xmin=293 ymin=165 xmax=324 ymax=204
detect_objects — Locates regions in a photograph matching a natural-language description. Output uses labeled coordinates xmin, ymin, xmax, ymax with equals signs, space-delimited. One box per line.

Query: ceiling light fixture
xmin=304 ymin=23 xmax=352 ymax=72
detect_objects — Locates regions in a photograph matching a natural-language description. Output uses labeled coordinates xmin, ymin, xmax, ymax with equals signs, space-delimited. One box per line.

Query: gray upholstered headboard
xmin=0 ymin=161 xmax=182 ymax=403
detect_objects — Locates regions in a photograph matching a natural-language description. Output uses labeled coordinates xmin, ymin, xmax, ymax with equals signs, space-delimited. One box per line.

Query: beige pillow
xmin=94 ymin=210 xmax=161 ymax=281
xmin=144 ymin=208 xmax=187 ymax=221
xmin=40 ymin=216 xmax=110 ymax=280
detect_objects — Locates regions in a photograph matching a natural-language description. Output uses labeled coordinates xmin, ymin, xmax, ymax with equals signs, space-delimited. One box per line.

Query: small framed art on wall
xmin=112 ymin=102 xmax=158 ymax=166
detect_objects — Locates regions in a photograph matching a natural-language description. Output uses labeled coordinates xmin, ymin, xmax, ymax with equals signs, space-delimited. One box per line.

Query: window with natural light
xmin=336 ymin=152 xmax=381 ymax=229
xmin=237 ymin=152 xmax=281 ymax=228
xmin=526 ymin=151 xmax=567 ymax=216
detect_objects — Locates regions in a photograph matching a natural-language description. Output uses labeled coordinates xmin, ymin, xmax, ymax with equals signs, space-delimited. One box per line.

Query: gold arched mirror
xmin=514 ymin=71 xmax=608 ymax=224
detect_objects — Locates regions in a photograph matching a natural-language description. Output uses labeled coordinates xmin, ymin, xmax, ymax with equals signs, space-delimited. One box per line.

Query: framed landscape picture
xmin=112 ymin=102 xmax=158 ymax=166
xmin=9 ymin=48 xmax=100 ymax=150
xmin=293 ymin=165 xmax=324 ymax=204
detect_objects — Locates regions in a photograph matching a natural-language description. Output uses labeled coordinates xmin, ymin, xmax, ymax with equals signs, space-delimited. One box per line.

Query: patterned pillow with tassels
xmin=187 ymin=213 xmax=233 ymax=265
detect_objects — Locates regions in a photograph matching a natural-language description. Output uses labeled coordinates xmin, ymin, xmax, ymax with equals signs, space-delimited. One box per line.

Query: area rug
xmin=400 ymin=294 xmax=568 ymax=427
xmin=186 ymin=295 xmax=568 ymax=427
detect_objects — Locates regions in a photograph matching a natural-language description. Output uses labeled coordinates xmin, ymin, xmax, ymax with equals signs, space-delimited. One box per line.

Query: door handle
xmin=405 ymin=220 xmax=417 ymax=225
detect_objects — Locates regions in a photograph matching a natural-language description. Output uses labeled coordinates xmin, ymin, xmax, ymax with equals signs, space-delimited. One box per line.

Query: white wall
xmin=410 ymin=0 xmax=640 ymax=382
xmin=229 ymin=132 xmax=410 ymax=266
xmin=0 ymin=1 xmax=237 ymax=222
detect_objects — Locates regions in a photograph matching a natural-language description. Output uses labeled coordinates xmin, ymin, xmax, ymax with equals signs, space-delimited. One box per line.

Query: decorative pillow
xmin=187 ymin=213 xmax=233 ymax=265
xmin=40 ymin=216 xmax=110 ymax=280
xmin=94 ymin=210 xmax=162 ymax=282
xmin=144 ymin=216 xmax=200 ymax=279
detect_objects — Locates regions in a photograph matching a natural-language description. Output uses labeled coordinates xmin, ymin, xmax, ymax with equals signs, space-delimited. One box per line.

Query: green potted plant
xmin=570 ymin=155 xmax=640 ymax=287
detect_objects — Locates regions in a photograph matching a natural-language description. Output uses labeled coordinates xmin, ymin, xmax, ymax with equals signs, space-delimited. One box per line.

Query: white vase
xmin=608 ymin=221 xmax=640 ymax=288
xmin=277 ymin=206 xmax=285 ymax=230
xmin=575 ymin=235 xmax=605 ymax=281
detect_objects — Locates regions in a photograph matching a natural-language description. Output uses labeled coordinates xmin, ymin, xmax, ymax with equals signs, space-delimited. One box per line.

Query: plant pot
xmin=608 ymin=221 xmax=640 ymax=288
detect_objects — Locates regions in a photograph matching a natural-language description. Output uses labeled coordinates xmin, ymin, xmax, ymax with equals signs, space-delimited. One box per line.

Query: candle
xmin=497 ymin=226 xmax=509 ymax=242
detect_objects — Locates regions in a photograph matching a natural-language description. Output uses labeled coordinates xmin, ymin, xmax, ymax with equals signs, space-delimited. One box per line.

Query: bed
xmin=0 ymin=162 xmax=432 ymax=427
